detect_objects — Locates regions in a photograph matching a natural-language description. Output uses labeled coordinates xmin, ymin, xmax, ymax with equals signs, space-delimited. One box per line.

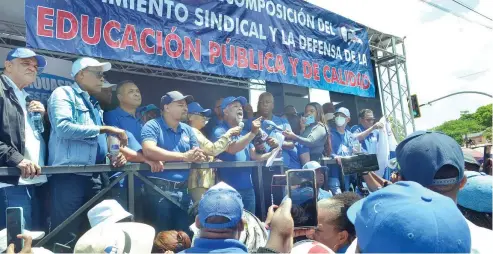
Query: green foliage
xmin=388 ymin=116 xmax=406 ymax=142
xmin=433 ymin=104 xmax=492 ymax=144
xmin=484 ymin=127 xmax=492 ymax=142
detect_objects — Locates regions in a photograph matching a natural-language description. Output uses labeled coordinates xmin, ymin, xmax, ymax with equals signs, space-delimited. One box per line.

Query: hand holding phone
xmin=6 ymin=234 xmax=32 ymax=254
xmin=286 ymin=170 xmax=318 ymax=229
xmin=6 ymin=207 xmax=24 ymax=253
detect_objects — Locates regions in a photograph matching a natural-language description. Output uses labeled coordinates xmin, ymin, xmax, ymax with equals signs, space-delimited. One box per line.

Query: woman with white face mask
xmin=282 ymin=103 xmax=331 ymax=162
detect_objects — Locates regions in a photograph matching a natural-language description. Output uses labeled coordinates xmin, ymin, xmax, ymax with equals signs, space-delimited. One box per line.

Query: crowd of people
xmin=0 ymin=47 xmax=492 ymax=253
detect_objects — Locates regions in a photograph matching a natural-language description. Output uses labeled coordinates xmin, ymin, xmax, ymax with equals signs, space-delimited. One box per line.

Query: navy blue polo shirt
xmin=212 ymin=122 xmax=254 ymax=190
xmin=104 ymin=107 xmax=143 ymax=143
xmin=350 ymin=124 xmax=379 ymax=154
xmin=141 ymin=117 xmax=199 ymax=182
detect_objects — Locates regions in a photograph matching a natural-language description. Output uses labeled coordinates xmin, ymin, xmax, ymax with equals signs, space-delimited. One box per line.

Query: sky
xmin=303 ymin=0 xmax=492 ymax=130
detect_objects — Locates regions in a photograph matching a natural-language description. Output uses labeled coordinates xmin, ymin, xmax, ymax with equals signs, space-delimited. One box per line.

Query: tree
xmin=432 ymin=104 xmax=492 ymax=144
xmin=484 ymin=127 xmax=492 ymax=142
xmin=388 ymin=116 xmax=406 ymax=142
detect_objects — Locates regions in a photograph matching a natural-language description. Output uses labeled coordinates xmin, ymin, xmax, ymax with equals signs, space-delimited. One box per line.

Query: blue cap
xmin=347 ymin=181 xmax=471 ymax=253
xmin=302 ymin=161 xmax=328 ymax=171
xmin=137 ymin=104 xmax=159 ymax=117
xmin=160 ymin=91 xmax=194 ymax=108
xmin=335 ymin=107 xmax=350 ymax=118
xmin=188 ymin=102 xmax=211 ymax=117
xmin=198 ymin=182 xmax=243 ymax=229
xmin=221 ymin=96 xmax=247 ymax=111
xmin=396 ymin=131 xmax=464 ymax=186
xmin=6 ymin=48 xmax=47 ymax=73
xmin=458 ymin=171 xmax=492 ymax=213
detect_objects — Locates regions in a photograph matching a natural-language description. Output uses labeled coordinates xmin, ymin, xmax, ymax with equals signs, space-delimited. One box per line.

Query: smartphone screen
xmin=341 ymin=154 xmax=379 ymax=175
xmin=271 ymin=175 xmax=287 ymax=205
xmin=287 ymin=170 xmax=318 ymax=228
xmin=6 ymin=207 xmax=24 ymax=253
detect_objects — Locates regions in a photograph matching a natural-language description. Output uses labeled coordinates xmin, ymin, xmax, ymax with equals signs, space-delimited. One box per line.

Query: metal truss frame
xmin=1 ymin=20 xmax=416 ymax=134
xmin=368 ymin=28 xmax=416 ymax=139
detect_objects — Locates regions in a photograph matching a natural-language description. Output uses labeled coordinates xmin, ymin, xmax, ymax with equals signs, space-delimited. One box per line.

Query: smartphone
xmin=286 ymin=169 xmax=318 ymax=228
xmin=341 ymin=154 xmax=379 ymax=175
xmin=6 ymin=207 xmax=24 ymax=253
xmin=271 ymin=175 xmax=287 ymax=205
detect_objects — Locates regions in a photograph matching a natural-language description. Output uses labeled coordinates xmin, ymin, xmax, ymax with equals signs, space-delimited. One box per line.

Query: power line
xmin=418 ymin=0 xmax=492 ymax=30
xmin=457 ymin=69 xmax=490 ymax=79
xmin=450 ymin=0 xmax=492 ymax=21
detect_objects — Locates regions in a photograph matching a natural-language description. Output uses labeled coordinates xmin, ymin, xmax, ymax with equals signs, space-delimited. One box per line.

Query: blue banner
xmin=25 ymin=0 xmax=375 ymax=97
xmin=25 ymin=73 xmax=73 ymax=104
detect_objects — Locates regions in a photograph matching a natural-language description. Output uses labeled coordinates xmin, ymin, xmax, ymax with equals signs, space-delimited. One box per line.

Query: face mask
xmin=324 ymin=113 xmax=334 ymax=120
xmin=305 ymin=115 xmax=315 ymax=125
xmin=335 ymin=116 xmax=346 ymax=127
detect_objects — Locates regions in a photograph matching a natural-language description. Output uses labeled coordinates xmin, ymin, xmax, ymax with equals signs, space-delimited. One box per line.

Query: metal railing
xmin=0 ymin=160 xmax=284 ymax=247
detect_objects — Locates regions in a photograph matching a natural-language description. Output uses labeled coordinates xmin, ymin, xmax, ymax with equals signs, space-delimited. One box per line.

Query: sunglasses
xmin=85 ymin=69 xmax=104 ymax=79
xmin=189 ymin=113 xmax=210 ymax=120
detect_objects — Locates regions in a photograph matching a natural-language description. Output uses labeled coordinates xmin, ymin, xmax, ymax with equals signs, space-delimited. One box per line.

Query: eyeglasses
xmin=85 ymin=69 xmax=104 ymax=79
xmin=364 ymin=118 xmax=375 ymax=122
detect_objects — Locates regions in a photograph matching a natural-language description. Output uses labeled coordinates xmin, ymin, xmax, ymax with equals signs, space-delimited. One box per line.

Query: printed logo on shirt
xmin=182 ymin=135 xmax=190 ymax=143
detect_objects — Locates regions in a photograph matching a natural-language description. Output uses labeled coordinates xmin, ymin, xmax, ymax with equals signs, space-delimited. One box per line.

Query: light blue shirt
xmin=47 ymin=83 xmax=104 ymax=168
xmin=350 ymin=124 xmax=379 ymax=154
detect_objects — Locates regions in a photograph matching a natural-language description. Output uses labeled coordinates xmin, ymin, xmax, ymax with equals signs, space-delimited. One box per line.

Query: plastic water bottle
xmin=25 ymin=96 xmax=44 ymax=134
xmin=351 ymin=135 xmax=361 ymax=154
xmin=29 ymin=111 xmax=44 ymax=134
xmin=107 ymin=135 xmax=120 ymax=163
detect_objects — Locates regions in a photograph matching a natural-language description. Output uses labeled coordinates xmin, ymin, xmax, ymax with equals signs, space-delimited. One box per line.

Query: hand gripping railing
xmin=0 ymin=160 xmax=283 ymax=247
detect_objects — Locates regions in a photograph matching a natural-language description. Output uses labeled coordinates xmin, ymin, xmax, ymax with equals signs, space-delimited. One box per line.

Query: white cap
xmin=103 ymin=80 xmax=116 ymax=89
xmin=71 ymin=57 xmax=111 ymax=77
xmin=0 ymin=228 xmax=45 ymax=252
xmin=74 ymin=222 xmax=155 ymax=254
xmin=87 ymin=199 xmax=132 ymax=228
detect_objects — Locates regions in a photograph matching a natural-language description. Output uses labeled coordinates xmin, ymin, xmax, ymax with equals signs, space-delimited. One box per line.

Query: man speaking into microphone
xmin=212 ymin=96 xmax=279 ymax=213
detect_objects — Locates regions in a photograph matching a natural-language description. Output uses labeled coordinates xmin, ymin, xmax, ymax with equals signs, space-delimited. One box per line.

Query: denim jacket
xmin=47 ymin=83 xmax=102 ymax=166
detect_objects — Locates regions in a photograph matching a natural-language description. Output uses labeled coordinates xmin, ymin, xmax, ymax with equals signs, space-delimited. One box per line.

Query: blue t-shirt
xmin=180 ymin=238 xmax=247 ymax=253
xmin=141 ymin=117 xmax=199 ymax=182
xmin=212 ymin=122 xmax=254 ymax=190
xmin=287 ymin=143 xmax=309 ymax=169
xmin=104 ymin=107 xmax=144 ymax=143
xmin=350 ymin=124 xmax=379 ymax=154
